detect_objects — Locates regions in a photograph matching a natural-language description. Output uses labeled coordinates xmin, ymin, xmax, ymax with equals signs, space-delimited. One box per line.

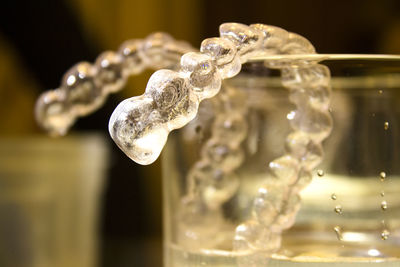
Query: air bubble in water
xmin=381 ymin=229 xmax=390 ymax=240
xmin=317 ymin=169 xmax=324 ymax=177
xmin=381 ymin=200 xmax=387 ymax=211
xmin=331 ymin=193 xmax=337 ymax=200
xmin=380 ymin=172 xmax=386 ymax=181
xmin=334 ymin=226 xmax=343 ymax=241
xmin=384 ymin=122 xmax=389 ymax=130
xmin=334 ymin=205 xmax=343 ymax=214
xmin=380 ymin=191 xmax=385 ymax=197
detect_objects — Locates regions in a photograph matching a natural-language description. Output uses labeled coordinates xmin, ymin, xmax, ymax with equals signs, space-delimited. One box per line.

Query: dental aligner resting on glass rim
xmin=35 ymin=23 xmax=332 ymax=265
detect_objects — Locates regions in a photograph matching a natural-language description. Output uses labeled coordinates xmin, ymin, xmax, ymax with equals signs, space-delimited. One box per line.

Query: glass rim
xmin=230 ymin=53 xmax=400 ymax=90
xmin=248 ymin=53 xmax=400 ymax=62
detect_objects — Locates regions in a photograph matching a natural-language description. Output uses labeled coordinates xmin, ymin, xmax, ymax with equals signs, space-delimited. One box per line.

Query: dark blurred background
xmin=0 ymin=0 xmax=400 ymax=266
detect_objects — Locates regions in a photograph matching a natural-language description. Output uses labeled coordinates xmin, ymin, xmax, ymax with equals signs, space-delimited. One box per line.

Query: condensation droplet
xmin=384 ymin=122 xmax=389 ymax=130
xmin=381 ymin=229 xmax=390 ymax=240
xmin=317 ymin=169 xmax=324 ymax=177
xmin=331 ymin=193 xmax=337 ymax=200
xmin=380 ymin=191 xmax=385 ymax=197
xmin=334 ymin=226 xmax=343 ymax=241
xmin=287 ymin=111 xmax=295 ymax=120
xmin=380 ymin=172 xmax=386 ymax=181
xmin=381 ymin=200 xmax=388 ymax=211
xmin=334 ymin=205 xmax=343 ymax=214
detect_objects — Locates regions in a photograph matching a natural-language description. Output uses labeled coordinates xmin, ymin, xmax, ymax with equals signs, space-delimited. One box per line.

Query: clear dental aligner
xmin=108 ymin=23 xmax=325 ymax=166
xmin=108 ymin=23 xmax=332 ymax=261
xmin=35 ymin=33 xmax=195 ymax=136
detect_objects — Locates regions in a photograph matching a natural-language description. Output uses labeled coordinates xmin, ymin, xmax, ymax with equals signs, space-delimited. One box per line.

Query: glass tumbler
xmin=162 ymin=55 xmax=400 ymax=267
xmin=0 ymin=134 xmax=108 ymax=267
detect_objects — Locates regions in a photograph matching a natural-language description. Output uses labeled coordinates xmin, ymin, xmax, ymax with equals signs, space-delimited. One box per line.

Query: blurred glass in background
xmin=0 ymin=135 xmax=108 ymax=267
